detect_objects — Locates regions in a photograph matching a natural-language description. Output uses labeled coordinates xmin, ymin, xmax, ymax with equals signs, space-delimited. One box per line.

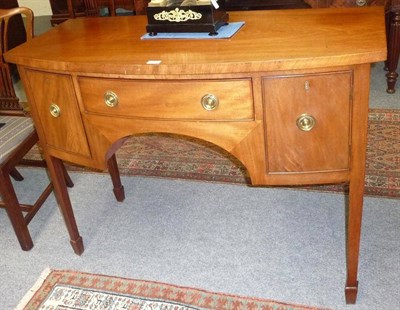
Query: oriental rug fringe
xmin=17 ymin=269 xmax=329 ymax=310
xmin=24 ymin=108 xmax=399 ymax=198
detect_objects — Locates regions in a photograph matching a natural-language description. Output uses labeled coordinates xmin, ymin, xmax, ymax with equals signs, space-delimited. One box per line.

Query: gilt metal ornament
xmin=154 ymin=8 xmax=202 ymax=22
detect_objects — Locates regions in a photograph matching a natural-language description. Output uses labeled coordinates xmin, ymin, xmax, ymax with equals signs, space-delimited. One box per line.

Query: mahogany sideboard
xmin=5 ymin=8 xmax=386 ymax=304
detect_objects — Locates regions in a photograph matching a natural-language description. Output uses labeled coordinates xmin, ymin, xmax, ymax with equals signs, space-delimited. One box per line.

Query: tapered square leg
xmin=107 ymin=154 xmax=125 ymax=202
xmin=45 ymin=155 xmax=84 ymax=255
xmin=345 ymin=281 xmax=358 ymax=304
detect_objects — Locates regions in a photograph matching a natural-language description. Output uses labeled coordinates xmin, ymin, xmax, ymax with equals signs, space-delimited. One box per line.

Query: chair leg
xmin=0 ymin=171 xmax=33 ymax=251
xmin=10 ymin=168 xmax=24 ymax=181
xmin=107 ymin=154 xmax=125 ymax=202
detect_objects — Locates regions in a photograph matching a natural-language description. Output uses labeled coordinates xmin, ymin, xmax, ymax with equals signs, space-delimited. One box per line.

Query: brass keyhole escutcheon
xmin=296 ymin=114 xmax=316 ymax=131
xmin=201 ymin=94 xmax=219 ymax=111
xmin=104 ymin=91 xmax=119 ymax=107
xmin=49 ymin=103 xmax=61 ymax=118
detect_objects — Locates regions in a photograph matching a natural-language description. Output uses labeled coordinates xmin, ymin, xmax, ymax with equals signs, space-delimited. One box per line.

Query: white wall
xmin=17 ymin=0 xmax=52 ymax=16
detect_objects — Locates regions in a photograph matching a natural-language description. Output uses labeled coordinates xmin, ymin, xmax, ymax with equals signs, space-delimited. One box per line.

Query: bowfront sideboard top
xmin=7 ymin=9 xmax=385 ymax=74
xmin=5 ymin=8 xmax=386 ymax=304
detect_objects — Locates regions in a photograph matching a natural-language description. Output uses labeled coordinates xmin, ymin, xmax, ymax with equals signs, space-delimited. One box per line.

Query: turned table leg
xmin=45 ymin=155 xmax=84 ymax=255
xmin=385 ymin=9 xmax=400 ymax=93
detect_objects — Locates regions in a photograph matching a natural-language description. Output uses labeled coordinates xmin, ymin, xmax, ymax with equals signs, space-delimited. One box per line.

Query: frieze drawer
xmin=79 ymin=77 xmax=254 ymax=121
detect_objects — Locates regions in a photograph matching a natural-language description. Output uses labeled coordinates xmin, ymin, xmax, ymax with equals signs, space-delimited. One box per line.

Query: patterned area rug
xmin=24 ymin=109 xmax=399 ymax=198
xmin=17 ymin=269 xmax=328 ymax=310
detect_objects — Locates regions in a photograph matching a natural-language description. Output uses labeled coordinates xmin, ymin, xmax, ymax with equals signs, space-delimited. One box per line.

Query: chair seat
xmin=0 ymin=115 xmax=35 ymax=165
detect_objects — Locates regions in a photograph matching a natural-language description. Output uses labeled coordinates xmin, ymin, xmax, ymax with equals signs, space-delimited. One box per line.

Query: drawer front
xmin=26 ymin=70 xmax=91 ymax=157
xmin=263 ymin=71 xmax=352 ymax=173
xmin=79 ymin=78 xmax=254 ymax=120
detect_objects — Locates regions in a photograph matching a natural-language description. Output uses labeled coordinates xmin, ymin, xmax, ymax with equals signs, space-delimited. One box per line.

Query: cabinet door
xmin=263 ymin=71 xmax=352 ymax=173
xmin=26 ymin=70 xmax=91 ymax=157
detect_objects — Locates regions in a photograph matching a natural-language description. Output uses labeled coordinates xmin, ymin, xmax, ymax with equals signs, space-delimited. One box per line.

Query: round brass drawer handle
xmin=49 ymin=103 xmax=61 ymax=118
xmin=201 ymin=94 xmax=219 ymax=111
xmin=356 ymin=0 xmax=367 ymax=6
xmin=296 ymin=114 xmax=316 ymax=131
xmin=104 ymin=91 xmax=119 ymax=107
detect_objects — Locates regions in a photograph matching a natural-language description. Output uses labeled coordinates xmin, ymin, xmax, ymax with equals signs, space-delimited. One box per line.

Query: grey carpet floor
xmin=1 ymin=169 xmax=399 ymax=310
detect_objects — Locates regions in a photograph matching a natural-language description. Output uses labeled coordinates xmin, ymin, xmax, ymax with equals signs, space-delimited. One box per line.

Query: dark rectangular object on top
xmin=146 ymin=1 xmax=229 ymax=35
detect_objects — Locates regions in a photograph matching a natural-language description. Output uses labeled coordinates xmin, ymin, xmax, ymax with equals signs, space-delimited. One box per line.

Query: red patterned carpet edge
xmin=363 ymin=108 xmax=399 ymax=198
xmin=24 ymin=109 xmax=399 ymax=199
xmin=17 ymin=269 xmax=330 ymax=310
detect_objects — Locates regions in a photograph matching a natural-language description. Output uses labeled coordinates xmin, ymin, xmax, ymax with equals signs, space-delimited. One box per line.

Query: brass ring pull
xmin=104 ymin=91 xmax=119 ymax=107
xmin=356 ymin=0 xmax=367 ymax=6
xmin=296 ymin=114 xmax=316 ymax=131
xmin=201 ymin=94 xmax=219 ymax=111
xmin=49 ymin=103 xmax=61 ymax=118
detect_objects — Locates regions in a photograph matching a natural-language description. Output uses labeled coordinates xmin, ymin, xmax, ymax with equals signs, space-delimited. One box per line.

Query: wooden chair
xmin=0 ymin=7 xmax=70 ymax=251
xmin=0 ymin=7 xmax=124 ymax=251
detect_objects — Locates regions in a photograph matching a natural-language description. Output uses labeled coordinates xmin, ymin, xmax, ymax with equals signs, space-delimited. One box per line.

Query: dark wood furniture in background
xmin=0 ymin=0 xmax=26 ymax=112
xmin=84 ymin=0 xmax=141 ymax=16
xmin=225 ymin=0 xmax=310 ymax=10
xmin=384 ymin=1 xmax=400 ymax=93
xmin=50 ymin=0 xmax=147 ymax=24
xmin=49 ymin=0 xmax=86 ymax=25
xmin=50 ymin=0 xmax=311 ymax=23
